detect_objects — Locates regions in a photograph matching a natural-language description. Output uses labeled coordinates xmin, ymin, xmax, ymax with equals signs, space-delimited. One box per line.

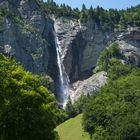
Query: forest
xmin=65 ymin=43 xmax=140 ymax=139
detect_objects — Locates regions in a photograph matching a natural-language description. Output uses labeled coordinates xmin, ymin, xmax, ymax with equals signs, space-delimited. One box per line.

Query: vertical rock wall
xmin=53 ymin=16 xmax=115 ymax=82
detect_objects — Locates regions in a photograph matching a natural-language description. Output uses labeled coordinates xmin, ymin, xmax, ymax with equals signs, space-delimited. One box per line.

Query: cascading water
xmin=54 ymin=32 xmax=70 ymax=107
xmin=78 ymin=19 xmax=82 ymax=29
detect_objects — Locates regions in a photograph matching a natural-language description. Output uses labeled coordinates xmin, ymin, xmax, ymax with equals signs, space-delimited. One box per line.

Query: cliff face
xmin=68 ymin=28 xmax=140 ymax=102
xmin=54 ymin=16 xmax=115 ymax=82
xmin=0 ymin=0 xmax=60 ymax=92
xmin=117 ymin=29 xmax=140 ymax=66
xmin=54 ymin=16 xmax=140 ymax=82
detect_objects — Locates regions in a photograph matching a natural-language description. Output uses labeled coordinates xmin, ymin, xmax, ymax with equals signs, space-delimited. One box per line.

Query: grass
xmin=56 ymin=114 xmax=90 ymax=140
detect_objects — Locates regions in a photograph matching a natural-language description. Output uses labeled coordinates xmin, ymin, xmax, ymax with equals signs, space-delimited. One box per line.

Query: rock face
xmin=70 ymin=71 xmax=108 ymax=102
xmin=0 ymin=0 xmax=60 ymax=93
xmin=54 ymin=16 xmax=115 ymax=82
xmin=117 ymin=28 xmax=140 ymax=66
xmin=1 ymin=0 xmax=48 ymax=72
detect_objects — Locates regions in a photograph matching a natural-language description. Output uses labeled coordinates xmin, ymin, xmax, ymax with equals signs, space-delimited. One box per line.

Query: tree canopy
xmin=37 ymin=0 xmax=140 ymax=31
xmin=83 ymin=58 xmax=140 ymax=139
xmin=0 ymin=54 xmax=64 ymax=140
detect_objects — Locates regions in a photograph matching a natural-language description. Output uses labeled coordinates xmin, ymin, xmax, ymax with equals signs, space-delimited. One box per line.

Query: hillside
xmin=56 ymin=114 xmax=90 ymax=140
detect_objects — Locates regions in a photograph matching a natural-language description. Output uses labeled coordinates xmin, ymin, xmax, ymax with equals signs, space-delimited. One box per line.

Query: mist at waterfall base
xmin=54 ymin=32 xmax=70 ymax=108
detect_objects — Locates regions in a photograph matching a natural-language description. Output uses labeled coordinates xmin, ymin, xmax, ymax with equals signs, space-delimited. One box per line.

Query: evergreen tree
xmin=65 ymin=97 xmax=76 ymax=118
xmin=82 ymin=4 xmax=87 ymax=11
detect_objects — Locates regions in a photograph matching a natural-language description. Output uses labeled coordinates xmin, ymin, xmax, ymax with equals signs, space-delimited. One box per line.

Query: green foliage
xmin=83 ymin=63 xmax=140 ymax=139
xmin=91 ymin=126 xmax=110 ymax=140
xmin=0 ymin=8 xmax=22 ymax=25
xmin=73 ymin=95 xmax=90 ymax=114
xmin=38 ymin=0 xmax=80 ymax=19
xmin=0 ymin=8 xmax=39 ymax=34
xmin=94 ymin=42 xmax=121 ymax=73
xmin=0 ymin=8 xmax=9 ymax=22
xmin=80 ymin=11 xmax=88 ymax=23
xmin=37 ymin=1 xmax=140 ymax=30
xmin=0 ymin=54 xmax=64 ymax=140
xmin=107 ymin=58 xmax=132 ymax=80
xmin=81 ymin=5 xmax=140 ymax=29
xmin=65 ymin=95 xmax=89 ymax=119
xmin=65 ymin=97 xmax=77 ymax=118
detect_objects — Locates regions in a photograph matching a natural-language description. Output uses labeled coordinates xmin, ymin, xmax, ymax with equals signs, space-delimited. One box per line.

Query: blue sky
xmin=44 ymin=0 xmax=140 ymax=10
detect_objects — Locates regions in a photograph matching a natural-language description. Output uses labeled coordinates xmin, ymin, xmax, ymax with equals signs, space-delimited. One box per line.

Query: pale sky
xmin=44 ymin=0 xmax=140 ymax=9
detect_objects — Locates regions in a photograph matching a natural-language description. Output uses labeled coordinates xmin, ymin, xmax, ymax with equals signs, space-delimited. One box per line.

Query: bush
xmin=94 ymin=42 xmax=121 ymax=73
xmin=65 ymin=95 xmax=89 ymax=119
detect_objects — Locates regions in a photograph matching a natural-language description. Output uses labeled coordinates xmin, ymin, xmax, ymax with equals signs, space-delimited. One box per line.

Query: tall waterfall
xmin=54 ymin=32 xmax=70 ymax=107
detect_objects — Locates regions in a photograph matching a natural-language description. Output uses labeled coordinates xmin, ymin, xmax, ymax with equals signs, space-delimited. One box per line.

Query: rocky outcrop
xmin=54 ymin=15 xmax=140 ymax=84
xmin=117 ymin=28 xmax=140 ymax=66
xmin=70 ymin=71 xmax=108 ymax=102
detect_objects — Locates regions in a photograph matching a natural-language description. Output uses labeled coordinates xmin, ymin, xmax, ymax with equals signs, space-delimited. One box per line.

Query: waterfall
xmin=78 ymin=19 xmax=82 ymax=29
xmin=54 ymin=32 xmax=70 ymax=107
xmin=70 ymin=20 xmax=75 ymax=27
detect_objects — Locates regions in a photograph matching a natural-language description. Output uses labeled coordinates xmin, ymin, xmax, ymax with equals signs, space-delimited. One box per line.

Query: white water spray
xmin=78 ymin=19 xmax=82 ymax=29
xmin=54 ymin=32 xmax=70 ymax=107
xmin=70 ymin=20 xmax=75 ymax=27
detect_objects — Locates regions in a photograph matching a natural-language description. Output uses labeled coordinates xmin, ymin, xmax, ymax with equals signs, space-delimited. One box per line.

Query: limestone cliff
xmin=0 ymin=0 xmax=61 ymax=93
xmin=117 ymin=28 xmax=140 ymax=66
xmin=54 ymin=16 xmax=115 ymax=82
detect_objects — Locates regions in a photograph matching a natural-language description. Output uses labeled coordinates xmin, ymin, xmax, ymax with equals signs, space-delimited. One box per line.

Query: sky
xmin=45 ymin=0 xmax=140 ymax=10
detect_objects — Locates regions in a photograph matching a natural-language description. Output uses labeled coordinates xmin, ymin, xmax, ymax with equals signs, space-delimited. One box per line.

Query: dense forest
xmin=83 ymin=50 xmax=140 ymax=139
xmin=65 ymin=43 xmax=140 ymax=139
xmin=0 ymin=54 xmax=65 ymax=140
xmin=83 ymin=66 xmax=140 ymax=139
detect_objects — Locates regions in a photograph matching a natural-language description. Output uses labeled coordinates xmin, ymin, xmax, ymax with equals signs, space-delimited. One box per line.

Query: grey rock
xmin=53 ymin=16 xmax=115 ymax=82
xmin=0 ymin=0 xmax=60 ymax=95
xmin=0 ymin=0 xmax=56 ymax=75
xmin=70 ymin=71 xmax=108 ymax=102
xmin=117 ymin=28 xmax=140 ymax=66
